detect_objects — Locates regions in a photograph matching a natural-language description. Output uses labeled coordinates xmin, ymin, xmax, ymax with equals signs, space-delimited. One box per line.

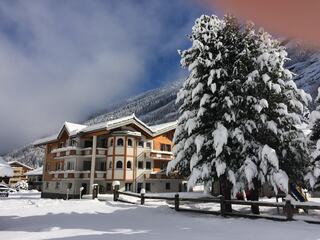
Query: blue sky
xmin=0 ymin=0 xmax=218 ymax=153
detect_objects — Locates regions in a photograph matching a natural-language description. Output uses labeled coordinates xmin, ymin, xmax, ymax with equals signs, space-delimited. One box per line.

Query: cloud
xmin=0 ymin=0 xmax=204 ymax=154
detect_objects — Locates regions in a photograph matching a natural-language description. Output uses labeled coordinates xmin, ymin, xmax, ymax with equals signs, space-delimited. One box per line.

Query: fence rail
xmin=113 ymin=190 xmax=320 ymax=224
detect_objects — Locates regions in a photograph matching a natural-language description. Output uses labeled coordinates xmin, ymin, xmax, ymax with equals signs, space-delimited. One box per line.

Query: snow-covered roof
xmin=25 ymin=167 xmax=43 ymax=176
xmin=149 ymin=121 xmax=177 ymax=134
xmin=33 ymin=133 xmax=59 ymax=146
xmin=64 ymin=122 xmax=87 ymax=136
xmin=33 ymin=114 xmax=177 ymax=146
xmin=8 ymin=161 xmax=34 ymax=170
xmin=0 ymin=157 xmax=13 ymax=177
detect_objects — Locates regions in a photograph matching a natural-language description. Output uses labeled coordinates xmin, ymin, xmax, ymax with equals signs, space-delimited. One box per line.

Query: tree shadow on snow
xmin=0 ymin=202 xmax=184 ymax=240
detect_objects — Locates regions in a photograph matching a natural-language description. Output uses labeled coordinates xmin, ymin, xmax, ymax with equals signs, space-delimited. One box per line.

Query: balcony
xmin=143 ymin=172 xmax=178 ymax=180
xmin=51 ymin=147 xmax=107 ymax=159
xmin=149 ymin=150 xmax=173 ymax=160
xmin=48 ymin=170 xmax=106 ymax=179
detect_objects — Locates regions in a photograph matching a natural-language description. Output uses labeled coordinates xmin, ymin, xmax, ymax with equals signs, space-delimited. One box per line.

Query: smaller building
xmin=8 ymin=161 xmax=33 ymax=187
xmin=0 ymin=157 xmax=13 ymax=184
xmin=25 ymin=167 xmax=43 ymax=191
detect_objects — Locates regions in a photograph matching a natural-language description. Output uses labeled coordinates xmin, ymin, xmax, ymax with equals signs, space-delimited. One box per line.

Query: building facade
xmin=34 ymin=115 xmax=184 ymax=199
xmin=26 ymin=167 xmax=43 ymax=191
xmin=8 ymin=161 xmax=33 ymax=187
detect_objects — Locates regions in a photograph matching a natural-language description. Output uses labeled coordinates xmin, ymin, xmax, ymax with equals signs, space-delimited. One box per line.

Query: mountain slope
xmin=3 ymin=45 xmax=320 ymax=168
xmin=2 ymin=79 xmax=183 ymax=167
xmin=85 ymin=79 xmax=183 ymax=126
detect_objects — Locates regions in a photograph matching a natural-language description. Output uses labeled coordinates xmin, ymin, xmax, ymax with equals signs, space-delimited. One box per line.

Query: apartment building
xmin=34 ymin=114 xmax=184 ymax=199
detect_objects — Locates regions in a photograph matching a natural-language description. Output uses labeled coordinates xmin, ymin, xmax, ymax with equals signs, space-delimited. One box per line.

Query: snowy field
xmin=1 ymin=192 xmax=320 ymax=240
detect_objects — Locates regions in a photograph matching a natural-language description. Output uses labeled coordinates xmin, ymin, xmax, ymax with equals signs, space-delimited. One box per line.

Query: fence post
xmin=284 ymin=200 xmax=294 ymax=221
xmin=141 ymin=193 xmax=145 ymax=205
xmin=113 ymin=184 xmax=119 ymax=201
xmin=174 ymin=194 xmax=180 ymax=211
xmin=220 ymin=195 xmax=226 ymax=216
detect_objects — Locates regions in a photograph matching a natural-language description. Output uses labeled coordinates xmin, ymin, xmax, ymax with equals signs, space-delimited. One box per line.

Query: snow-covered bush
xmin=15 ymin=181 xmax=28 ymax=191
xmin=168 ymin=15 xmax=310 ymax=201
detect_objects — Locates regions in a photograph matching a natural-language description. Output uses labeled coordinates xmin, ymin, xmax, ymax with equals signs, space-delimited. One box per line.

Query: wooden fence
xmin=113 ymin=190 xmax=320 ymax=224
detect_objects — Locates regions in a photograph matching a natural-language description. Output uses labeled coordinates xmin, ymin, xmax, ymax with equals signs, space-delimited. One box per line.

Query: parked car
xmin=0 ymin=183 xmax=15 ymax=197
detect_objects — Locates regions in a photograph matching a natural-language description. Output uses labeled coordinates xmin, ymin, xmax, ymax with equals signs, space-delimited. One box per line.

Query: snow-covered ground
xmin=1 ymin=191 xmax=320 ymax=240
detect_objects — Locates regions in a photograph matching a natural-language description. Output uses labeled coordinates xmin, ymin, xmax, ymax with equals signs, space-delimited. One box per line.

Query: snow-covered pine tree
xmin=167 ymin=15 xmax=244 ymax=212
xmin=306 ymin=88 xmax=320 ymax=189
xmin=234 ymin=28 xmax=311 ymax=213
xmin=167 ymin=15 xmax=310 ymax=213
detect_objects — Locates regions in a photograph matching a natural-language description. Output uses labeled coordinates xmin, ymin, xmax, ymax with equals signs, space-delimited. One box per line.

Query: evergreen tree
xmin=168 ymin=15 xmax=310 ymax=213
xmin=306 ymin=88 xmax=320 ymax=189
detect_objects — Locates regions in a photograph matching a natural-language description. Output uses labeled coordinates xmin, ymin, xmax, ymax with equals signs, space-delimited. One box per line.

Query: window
xmin=66 ymin=162 xmax=74 ymax=170
xmin=165 ymin=183 xmax=171 ymax=190
xmin=146 ymin=183 xmax=151 ymax=192
xmin=160 ymin=144 xmax=171 ymax=152
xmin=166 ymin=144 xmax=171 ymax=151
xmin=67 ymin=183 xmax=72 ymax=189
xmin=55 ymin=182 xmax=60 ymax=189
xmin=70 ymin=139 xmax=77 ymax=146
xmin=116 ymin=161 xmax=123 ymax=169
xmin=146 ymin=142 xmax=152 ymax=148
xmin=110 ymin=139 xmax=114 ymax=147
xmin=45 ymin=182 xmax=49 ymax=189
xmin=117 ymin=138 xmax=124 ymax=146
xmin=56 ymin=162 xmax=62 ymax=171
xmin=108 ymin=161 xmax=112 ymax=169
xmin=83 ymin=161 xmax=91 ymax=171
xmin=84 ymin=140 xmax=93 ymax=148
xmin=146 ymin=161 xmax=152 ymax=170
xmin=99 ymin=162 xmax=106 ymax=171
xmin=106 ymin=183 xmax=112 ymax=191
xmin=125 ymin=183 xmax=132 ymax=191
xmin=138 ymin=161 xmax=143 ymax=169
xmin=138 ymin=141 xmax=144 ymax=147
xmin=128 ymin=139 xmax=132 ymax=147
xmin=97 ymin=137 xmax=106 ymax=148
xmin=127 ymin=161 xmax=132 ymax=169
xmin=160 ymin=144 xmax=166 ymax=151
